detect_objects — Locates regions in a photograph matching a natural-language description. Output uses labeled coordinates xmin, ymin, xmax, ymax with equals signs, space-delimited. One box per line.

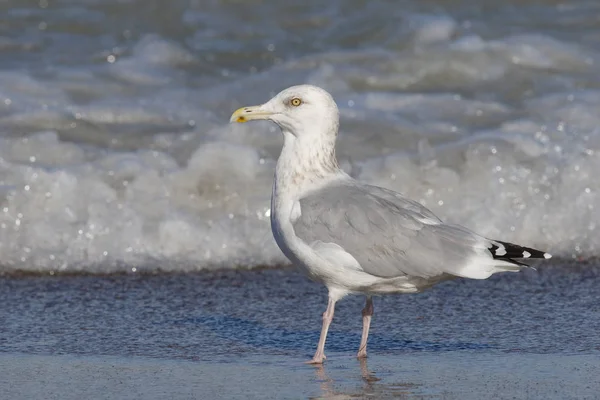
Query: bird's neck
xmin=274 ymin=130 xmax=342 ymax=199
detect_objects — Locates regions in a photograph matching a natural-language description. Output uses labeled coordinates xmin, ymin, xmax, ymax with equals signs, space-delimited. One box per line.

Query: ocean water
xmin=1 ymin=264 xmax=600 ymax=399
xmin=0 ymin=0 xmax=600 ymax=400
xmin=0 ymin=0 xmax=598 ymax=273
xmin=3 ymin=3 xmax=600 ymax=399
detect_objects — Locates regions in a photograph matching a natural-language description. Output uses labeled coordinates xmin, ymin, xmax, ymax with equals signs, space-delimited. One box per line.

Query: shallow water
xmin=3 ymin=352 xmax=600 ymax=400
xmin=0 ymin=0 xmax=599 ymax=272
xmin=1 ymin=263 xmax=599 ymax=398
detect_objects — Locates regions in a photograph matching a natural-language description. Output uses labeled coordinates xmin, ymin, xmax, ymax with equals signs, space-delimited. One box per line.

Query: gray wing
xmin=293 ymin=181 xmax=498 ymax=279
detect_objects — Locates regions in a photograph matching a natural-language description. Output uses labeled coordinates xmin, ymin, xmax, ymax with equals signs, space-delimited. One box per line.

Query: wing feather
xmin=293 ymin=181 xmax=503 ymax=279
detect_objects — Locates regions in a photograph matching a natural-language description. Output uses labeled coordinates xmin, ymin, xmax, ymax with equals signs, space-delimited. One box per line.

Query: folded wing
xmin=293 ymin=181 xmax=528 ymax=280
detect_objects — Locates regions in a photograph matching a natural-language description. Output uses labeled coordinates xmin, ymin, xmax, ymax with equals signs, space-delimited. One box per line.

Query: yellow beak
xmin=229 ymin=105 xmax=273 ymax=123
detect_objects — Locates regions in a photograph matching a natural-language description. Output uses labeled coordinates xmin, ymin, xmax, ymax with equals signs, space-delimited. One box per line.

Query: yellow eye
xmin=290 ymin=98 xmax=302 ymax=107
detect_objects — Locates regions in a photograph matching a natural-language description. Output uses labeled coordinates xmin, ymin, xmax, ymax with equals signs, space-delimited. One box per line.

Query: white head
xmin=230 ymin=85 xmax=339 ymax=139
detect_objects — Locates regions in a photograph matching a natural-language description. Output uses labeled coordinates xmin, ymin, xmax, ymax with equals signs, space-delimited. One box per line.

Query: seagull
xmin=230 ymin=85 xmax=551 ymax=364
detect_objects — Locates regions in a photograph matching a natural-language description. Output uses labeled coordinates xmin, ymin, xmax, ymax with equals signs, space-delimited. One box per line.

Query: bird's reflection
xmin=360 ymin=358 xmax=380 ymax=383
xmin=311 ymin=359 xmax=380 ymax=399
xmin=311 ymin=358 xmax=419 ymax=400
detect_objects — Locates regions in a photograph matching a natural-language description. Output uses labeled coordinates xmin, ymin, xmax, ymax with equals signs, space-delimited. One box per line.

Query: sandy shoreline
xmin=2 ymin=352 xmax=599 ymax=399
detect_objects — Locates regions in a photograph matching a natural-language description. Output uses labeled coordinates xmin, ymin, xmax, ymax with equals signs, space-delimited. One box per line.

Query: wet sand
xmin=2 ymin=352 xmax=599 ymax=399
xmin=1 ymin=262 xmax=599 ymax=399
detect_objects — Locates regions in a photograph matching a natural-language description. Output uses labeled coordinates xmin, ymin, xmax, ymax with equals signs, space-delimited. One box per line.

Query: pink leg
xmin=307 ymin=296 xmax=336 ymax=364
xmin=357 ymin=296 xmax=374 ymax=359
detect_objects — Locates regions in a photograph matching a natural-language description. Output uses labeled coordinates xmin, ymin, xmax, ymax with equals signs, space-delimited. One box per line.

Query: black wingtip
xmin=489 ymin=240 xmax=551 ymax=263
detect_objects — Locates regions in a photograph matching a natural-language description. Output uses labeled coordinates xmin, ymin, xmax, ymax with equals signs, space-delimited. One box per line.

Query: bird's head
xmin=230 ymin=85 xmax=339 ymax=138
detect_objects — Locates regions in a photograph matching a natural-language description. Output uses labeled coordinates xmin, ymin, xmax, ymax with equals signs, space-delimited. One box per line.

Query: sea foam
xmin=0 ymin=19 xmax=598 ymax=273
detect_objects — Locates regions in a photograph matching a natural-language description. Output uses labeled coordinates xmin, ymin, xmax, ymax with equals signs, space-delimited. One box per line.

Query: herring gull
xmin=230 ymin=85 xmax=551 ymax=364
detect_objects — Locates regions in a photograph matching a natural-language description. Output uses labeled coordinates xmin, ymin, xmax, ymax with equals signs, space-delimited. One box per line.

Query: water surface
xmin=0 ymin=0 xmax=598 ymax=272
xmin=1 ymin=262 xmax=599 ymax=398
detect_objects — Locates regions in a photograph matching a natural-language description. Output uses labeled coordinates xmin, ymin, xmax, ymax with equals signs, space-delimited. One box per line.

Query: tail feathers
xmin=488 ymin=240 xmax=552 ymax=266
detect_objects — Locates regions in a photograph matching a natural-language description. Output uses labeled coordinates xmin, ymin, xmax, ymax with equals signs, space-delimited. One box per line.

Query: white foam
xmin=410 ymin=15 xmax=457 ymax=45
xmin=0 ymin=136 xmax=286 ymax=273
xmin=0 ymin=27 xmax=598 ymax=273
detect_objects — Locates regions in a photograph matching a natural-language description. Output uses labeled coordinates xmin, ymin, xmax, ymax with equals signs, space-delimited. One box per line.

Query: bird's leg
xmin=307 ymin=296 xmax=336 ymax=364
xmin=357 ymin=296 xmax=374 ymax=359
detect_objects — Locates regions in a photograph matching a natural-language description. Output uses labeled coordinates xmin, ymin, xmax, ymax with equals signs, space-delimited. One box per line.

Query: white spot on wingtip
xmin=495 ymin=247 xmax=506 ymax=256
xmin=522 ymin=251 xmax=531 ymax=258
xmin=544 ymin=253 xmax=552 ymax=259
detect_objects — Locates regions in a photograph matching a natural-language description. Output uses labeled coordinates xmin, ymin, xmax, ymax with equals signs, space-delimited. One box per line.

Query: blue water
xmin=1 ymin=263 xmax=600 ymax=398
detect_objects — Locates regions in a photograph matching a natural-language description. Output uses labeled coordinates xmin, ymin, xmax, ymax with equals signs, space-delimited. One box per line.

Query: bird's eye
xmin=290 ymin=98 xmax=302 ymax=107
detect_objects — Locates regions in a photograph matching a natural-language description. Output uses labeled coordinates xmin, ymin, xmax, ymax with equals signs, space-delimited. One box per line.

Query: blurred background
xmin=0 ymin=0 xmax=599 ymax=274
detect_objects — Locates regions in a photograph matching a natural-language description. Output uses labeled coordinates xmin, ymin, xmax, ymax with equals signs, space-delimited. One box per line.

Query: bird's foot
xmin=356 ymin=350 xmax=368 ymax=359
xmin=305 ymin=354 xmax=326 ymax=364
